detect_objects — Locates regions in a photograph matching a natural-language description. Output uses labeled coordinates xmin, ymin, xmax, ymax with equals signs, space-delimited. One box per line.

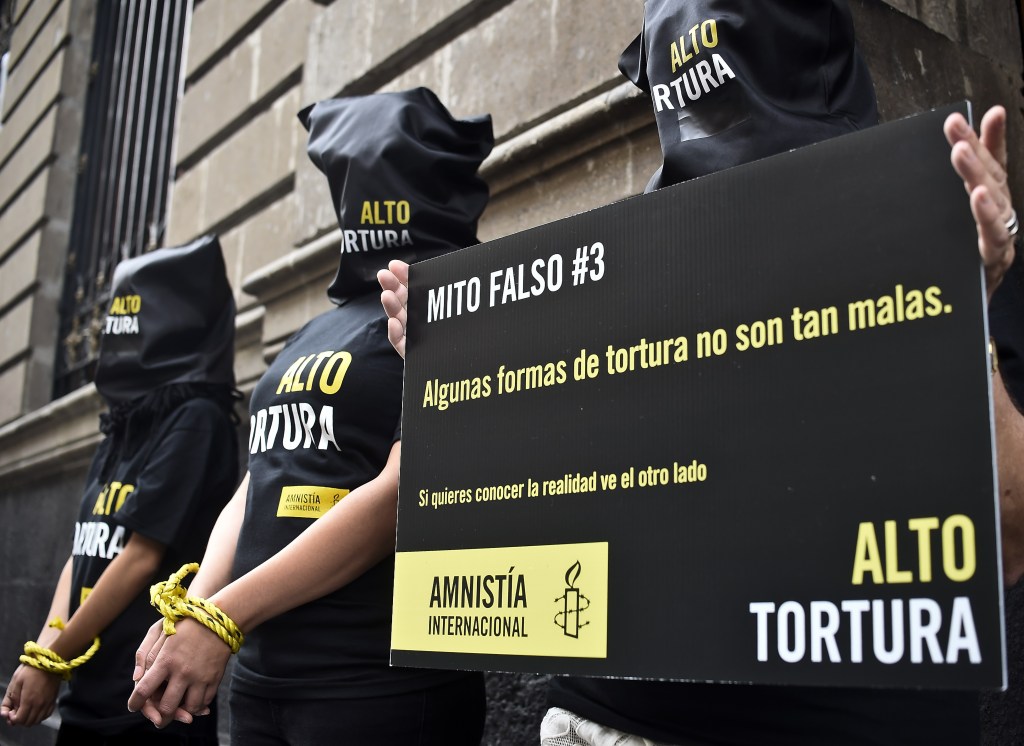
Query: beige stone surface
xmin=0 ymin=359 xmax=27 ymax=426
xmin=0 ymin=105 xmax=56 ymax=210
xmin=302 ymin=0 xmax=479 ymax=102
xmin=0 ymin=381 xmax=103 ymax=476
xmin=292 ymin=152 xmax=341 ymax=247
xmin=0 ymin=173 xmax=46 ymax=257
xmin=0 ymin=296 xmax=33 ymax=368
xmin=0 ymin=47 xmax=61 ymax=137
xmin=234 ymin=306 xmax=267 ymax=392
xmin=167 ymin=86 xmax=303 ymax=243
xmin=3 ymin=0 xmax=70 ymax=113
xmin=8 ymin=0 xmax=62 ymax=68
xmin=383 ymin=0 xmax=638 ymax=140
xmin=260 ymin=278 xmax=333 ymax=350
xmin=256 ymin=0 xmax=313 ymax=102
xmin=219 ymin=194 xmax=298 ymax=312
xmin=481 ymin=122 xmax=660 ymax=242
xmin=0 ymin=231 xmax=40 ymax=309
xmin=178 ymin=0 xmax=313 ymax=163
xmin=187 ymin=0 xmax=282 ymax=79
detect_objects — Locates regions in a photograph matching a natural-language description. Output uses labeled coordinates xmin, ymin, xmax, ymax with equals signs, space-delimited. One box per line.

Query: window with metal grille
xmin=54 ymin=0 xmax=190 ymax=398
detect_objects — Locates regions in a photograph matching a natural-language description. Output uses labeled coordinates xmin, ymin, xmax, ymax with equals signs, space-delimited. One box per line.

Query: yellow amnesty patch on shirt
xmin=277 ymin=486 xmax=349 ymax=518
xmin=80 ymin=587 xmax=93 ymax=606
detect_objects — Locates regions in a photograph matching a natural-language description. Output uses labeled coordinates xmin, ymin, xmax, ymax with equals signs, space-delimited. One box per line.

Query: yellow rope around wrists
xmin=150 ymin=563 xmax=244 ymax=654
xmin=19 ymin=617 xmax=100 ymax=681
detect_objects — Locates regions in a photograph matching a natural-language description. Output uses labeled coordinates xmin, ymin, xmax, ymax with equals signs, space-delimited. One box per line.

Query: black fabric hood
xmin=299 ymin=87 xmax=494 ymax=305
xmin=620 ymin=0 xmax=878 ymax=191
xmin=93 ymin=235 xmax=236 ymax=405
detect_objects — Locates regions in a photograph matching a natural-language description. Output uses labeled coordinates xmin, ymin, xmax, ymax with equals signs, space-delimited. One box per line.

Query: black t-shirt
xmin=231 ymin=292 xmax=470 ymax=699
xmin=60 ymin=397 xmax=238 ymax=736
xmin=991 ymin=250 xmax=1024 ymax=407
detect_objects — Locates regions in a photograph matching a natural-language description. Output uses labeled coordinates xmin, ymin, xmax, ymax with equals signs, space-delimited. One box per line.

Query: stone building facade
xmin=0 ymin=0 xmax=1021 ymax=744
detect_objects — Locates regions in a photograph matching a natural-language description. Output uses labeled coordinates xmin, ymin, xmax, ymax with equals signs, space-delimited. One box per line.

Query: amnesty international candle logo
xmin=392 ymin=543 xmax=608 ymax=658
xmin=554 ymin=561 xmax=591 ymax=639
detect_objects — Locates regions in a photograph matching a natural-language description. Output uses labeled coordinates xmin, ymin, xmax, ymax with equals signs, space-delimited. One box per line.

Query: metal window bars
xmin=54 ymin=0 xmax=188 ymax=398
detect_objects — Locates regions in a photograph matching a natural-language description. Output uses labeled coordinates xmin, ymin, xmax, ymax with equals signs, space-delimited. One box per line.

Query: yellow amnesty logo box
xmin=392 ymin=543 xmax=608 ymax=658
xmin=276 ymin=486 xmax=349 ymax=518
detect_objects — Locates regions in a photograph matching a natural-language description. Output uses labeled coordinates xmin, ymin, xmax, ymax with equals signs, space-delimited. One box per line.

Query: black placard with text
xmin=390 ymin=103 xmax=1005 ymax=690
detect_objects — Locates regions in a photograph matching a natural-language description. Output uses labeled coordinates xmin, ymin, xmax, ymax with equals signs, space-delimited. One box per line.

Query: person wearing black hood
xmin=379 ymin=2 xmax=1024 ymax=745
xmin=1 ymin=235 xmax=240 ymax=744
xmin=127 ymin=88 xmax=494 ymax=746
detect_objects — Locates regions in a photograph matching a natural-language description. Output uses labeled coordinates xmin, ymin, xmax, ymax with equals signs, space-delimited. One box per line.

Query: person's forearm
xmin=994 ymin=374 xmax=1024 ymax=585
xmin=185 ymin=472 xmax=248 ymax=598
xmin=209 ymin=446 xmax=400 ymax=633
xmin=33 ymin=558 xmax=73 ymax=649
xmin=49 ymin=533 xmax=165 ymax=660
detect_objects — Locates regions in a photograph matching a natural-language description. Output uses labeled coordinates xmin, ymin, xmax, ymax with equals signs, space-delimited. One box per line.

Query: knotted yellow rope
xmin=20 ymin=618 xmax=100 ymax=680
xmin=149 ymin=563 xmax=244 ymax=654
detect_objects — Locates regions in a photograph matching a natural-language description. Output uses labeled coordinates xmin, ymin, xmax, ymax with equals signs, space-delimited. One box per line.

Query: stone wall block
xmin=178 ymin=39 xmax=260 ymax=163
xmin=964 ymin=0 xmax=1022 ymax=70
xmin=166 ymin=160 xmax=207 ymax=246
xmin=7 ymin=0 xmax=62 ymax=67
xmin=480 ymin=124 xmax=660 ymax=242
xmin=303 ymin=0 xmax=493 ymax=103
xmin=292 ymin=147 xmax=344 ymax=247
xmin=916 ymin=0 xmax=962 ymax=43
xmin=0 ymin=172 xmax=46 ymax=257
xmin=0 ymin=44 xmax=61 ymax=132
xmin=260 ymin=280 xmax=333 ymax=350
xmin=256 ymin=0 xmax=314 ymax=100
xmin=0 ymin=297 xmax=33 ymax=369
xmin=3 ymin=0 xmax=70 ymax=113
xmin=0 ymin=361 xmax=26 ymax=424
xmin=0 ymin=232 xmax=41 ymax=310
xmin=302 ymin=1 xmax=374 ymax=101
xmin=0 ymin=104 xmax=56 ymax=210
xmin=187 ymin=0 xmax=281 ymax=78
xmin=169 ymin=86 xmax=302 ymax=244
xmin=178 ymin=0 xmax=313 ymax=165
xmin=229 ymin=194 xmax=299 ymax=310
xmin=234 ymin=307 xmax=266 ymax=392
xmin=204 ymin=86 xmax=302 ymax=229
xmin=387 ymin=0 xmax=638 ymax=140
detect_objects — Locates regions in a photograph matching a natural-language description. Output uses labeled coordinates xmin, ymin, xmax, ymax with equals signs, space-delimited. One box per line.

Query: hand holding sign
xmin=378 ymin=259 xmax=410 ymax=359
xmin=945 ymin=106 xmax=1017 ymax=301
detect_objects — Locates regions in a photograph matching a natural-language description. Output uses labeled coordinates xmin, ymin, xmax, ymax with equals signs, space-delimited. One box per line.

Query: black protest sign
xmin=390 ymin=104 xmax=1005 ymax=689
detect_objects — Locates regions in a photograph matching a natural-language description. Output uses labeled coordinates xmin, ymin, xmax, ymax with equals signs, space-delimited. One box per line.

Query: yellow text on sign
xmin=392 ymin=542 xmax=608 ymax=658
xmin=277 ymin=486 xmax=349 ymax=519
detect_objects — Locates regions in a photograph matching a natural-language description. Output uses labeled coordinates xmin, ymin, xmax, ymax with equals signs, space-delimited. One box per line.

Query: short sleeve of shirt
xmin=115 ymin=399 xmax=235 ymax=547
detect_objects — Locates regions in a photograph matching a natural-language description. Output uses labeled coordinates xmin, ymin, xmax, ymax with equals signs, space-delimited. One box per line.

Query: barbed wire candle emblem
xmin=554 ymin=560 xmax=591 ymax=638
